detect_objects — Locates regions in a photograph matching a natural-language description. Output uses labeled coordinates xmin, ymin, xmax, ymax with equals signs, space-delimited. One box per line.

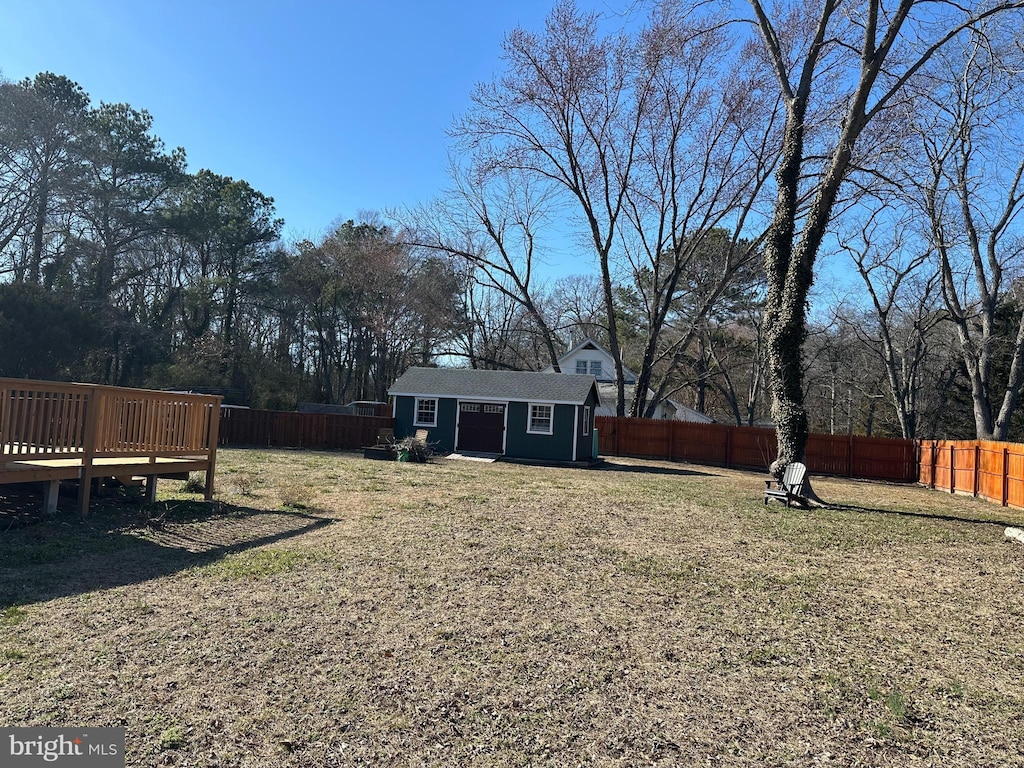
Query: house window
xmin=589 ymin=361 xmax=602 ymax=377
xmin=576 ymin=360 xmax=588 ymax=374
xmin=582 ymin=406 xmax=591 ymax=436
xmin=528 ymin=403 xmax=553 ymax=434
xmin=415 ymin=398 xmax=437 ymax=426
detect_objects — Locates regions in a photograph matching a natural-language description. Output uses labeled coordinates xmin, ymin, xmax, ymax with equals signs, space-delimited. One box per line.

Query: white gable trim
xmin=542 ymin=337 xmax=639 ymax=383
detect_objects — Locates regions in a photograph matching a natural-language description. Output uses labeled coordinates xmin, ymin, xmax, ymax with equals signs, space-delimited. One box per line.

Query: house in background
xmin=388 ymin=367 xmax=601 ymax=464
xmin=540 ymin=338 xmax=714 ymax=423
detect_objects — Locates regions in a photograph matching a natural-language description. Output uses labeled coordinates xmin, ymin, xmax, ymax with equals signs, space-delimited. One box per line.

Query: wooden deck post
xmin=145 ymin=475 xmax=158 ymax=504
xmin=205 ymin=401 xmax=221 ymax=500
xmin=43 ymin=479 xmax=59 ymax=515
xmin=0 ymin=383 xmax=9 ymax=451
xmin=77 ymin=386 xmax=102 ymax=514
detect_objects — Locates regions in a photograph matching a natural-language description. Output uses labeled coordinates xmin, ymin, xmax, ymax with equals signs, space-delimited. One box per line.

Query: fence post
xmin=848 ymin=433 xmax=855 ymax=477
xmin=974 ymin=444 xmax=980 ymax=498
xmin=1003 ymin=445 xmax=1010 ymax=507
xmin=725 ymin=427 xmax=732 ymax=469
xmin=950 ymin=445 xmax=955 ymax=494
xmin=667 ymin=420 xmax=675 ymax=461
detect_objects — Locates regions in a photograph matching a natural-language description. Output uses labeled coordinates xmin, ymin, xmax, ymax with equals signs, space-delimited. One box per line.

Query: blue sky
xmin=0 ymin=0 xmax=576 ymax=242
xmin=0 ymin=0 xmax=861 ymax=302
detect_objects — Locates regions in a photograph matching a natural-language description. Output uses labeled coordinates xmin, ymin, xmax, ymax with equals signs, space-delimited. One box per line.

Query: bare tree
xmin=746 ymin=0 xmax=1024 ymax=479
xmin=615 ymin=6 xmax=780 ymax=417
xmin=683 ymin=297 xmax=768 ymax=426
xmin=548 ymin=273 xmax=608 ymax=348
xmin=453 ymin=1 xmax=636 ymax=397
xmin=910 ymin=27 xmax=1024 ymax=439
xmin=455 ymin=0 xmax=780 ymax=415
xmin=403 ymin=162 xmax=565 ymax=371
xmin=839 ymin=206 xmax=946 ymax=438
xmin=454 ymin=276 xmax=559 ymax=371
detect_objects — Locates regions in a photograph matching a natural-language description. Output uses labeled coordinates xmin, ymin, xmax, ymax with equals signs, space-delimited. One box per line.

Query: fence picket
xmin=218 ymin=408 xmax=393 ymax=451
xmin=594 ymin=416 xmax=918 ymax=482
xmin=917 ymin=438 xmax=1024 ymax=510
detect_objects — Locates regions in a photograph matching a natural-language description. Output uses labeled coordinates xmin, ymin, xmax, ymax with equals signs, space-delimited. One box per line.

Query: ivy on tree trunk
xmin=762 ymin=99 xmax=811 ymax=477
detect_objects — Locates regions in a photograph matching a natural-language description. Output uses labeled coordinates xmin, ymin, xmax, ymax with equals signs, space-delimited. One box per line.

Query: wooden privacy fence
xmin=918 ymin=439 xmax=1024 ymax=508
xmin=596 ymin=417 xmax=919 ymax=482
xmin=1 ymin=378 xmax=221 ymax=513
xmin=218 ymin=408 xmax=394 ymax=450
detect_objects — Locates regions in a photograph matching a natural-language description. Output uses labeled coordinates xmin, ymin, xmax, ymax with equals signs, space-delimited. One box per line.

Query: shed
xmin=388 ymin=367 xmax=601 ymax=463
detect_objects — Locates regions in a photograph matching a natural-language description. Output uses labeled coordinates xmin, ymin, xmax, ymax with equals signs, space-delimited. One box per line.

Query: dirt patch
xmin=2 ymin=449 xmax=1023 ymax=766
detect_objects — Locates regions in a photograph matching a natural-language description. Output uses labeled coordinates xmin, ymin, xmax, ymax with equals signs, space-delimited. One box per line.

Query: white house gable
xmin=542 ymin=340 xmax=635 ymax=384
xmin=541 ymin=337 xmax=714 ymax=423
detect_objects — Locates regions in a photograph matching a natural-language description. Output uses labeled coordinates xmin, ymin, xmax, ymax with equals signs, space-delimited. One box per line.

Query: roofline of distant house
xmin=549 ymin=337 xmax=639 ymax=382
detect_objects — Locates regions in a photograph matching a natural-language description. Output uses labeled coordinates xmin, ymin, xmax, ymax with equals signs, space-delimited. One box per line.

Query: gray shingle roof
xmin=389 ymin=367 xmax=600 ymax=406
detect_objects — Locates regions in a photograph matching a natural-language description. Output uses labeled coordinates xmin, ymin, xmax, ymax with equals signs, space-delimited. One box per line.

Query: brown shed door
xmin=456 ymin=402 xmax=505 ymax=453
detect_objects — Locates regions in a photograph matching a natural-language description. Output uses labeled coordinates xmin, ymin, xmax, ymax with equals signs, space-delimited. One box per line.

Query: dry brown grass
xmin=2 ymin=448 xmax=1023 ymax=767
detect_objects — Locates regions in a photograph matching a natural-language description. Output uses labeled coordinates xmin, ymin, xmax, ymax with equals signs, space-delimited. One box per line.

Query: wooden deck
xmin=1 ymin=378 xmax=221 ymax=514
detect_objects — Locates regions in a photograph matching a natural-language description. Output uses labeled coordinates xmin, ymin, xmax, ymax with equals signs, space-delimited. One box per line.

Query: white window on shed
xmin=576 ymin=360 xmax=588 ymax=374
xmin=528 ymin=403 xmax=554 ymax=434
xmin=415 ymin=398 xmax=437 ymax=426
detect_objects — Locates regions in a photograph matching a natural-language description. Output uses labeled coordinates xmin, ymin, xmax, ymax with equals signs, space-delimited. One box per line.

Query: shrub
xmin=396 ymin=436 xmax=432 ymax=463
xmin=181 ymin=473 xmax=205 ymax=494
xmin=279 ymin=482 xmax=314 ymax=509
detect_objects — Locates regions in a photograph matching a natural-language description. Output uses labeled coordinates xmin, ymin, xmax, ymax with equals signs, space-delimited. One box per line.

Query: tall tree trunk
xmin=762 ymin=103 xmax=811 ymax=476
xmin=598 ymin=252 xmax=626 ymax=416
xmin=28 ymin=171 xmax=49 ymax=285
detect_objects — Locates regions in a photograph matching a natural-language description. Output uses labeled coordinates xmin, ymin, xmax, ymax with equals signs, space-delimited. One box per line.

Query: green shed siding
xmin=505 ymin=402 xmax=578 ymax=462
xmin=574 ymin=389 xmax=600 ymax=461
xmin=396 ymin=395 xmax=597 ymax=462
xmin=389 ymin=368 xmax=601 ymax=464
xmin=394 ymin=395 xmax=458 ymax=453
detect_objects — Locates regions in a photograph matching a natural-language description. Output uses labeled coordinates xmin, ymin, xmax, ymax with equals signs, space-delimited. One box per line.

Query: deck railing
xmin=1 ymin=378 xmax=221 ymax=512
xmin=0 ymin=381 xmax=90 ymax=459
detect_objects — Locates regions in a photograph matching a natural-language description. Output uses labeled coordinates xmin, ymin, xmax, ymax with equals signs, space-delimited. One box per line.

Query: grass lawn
xmin=1 ymin=448 xmax=1023 ymax=767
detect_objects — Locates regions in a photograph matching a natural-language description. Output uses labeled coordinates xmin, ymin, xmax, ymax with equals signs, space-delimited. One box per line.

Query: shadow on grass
xmin=594 ymin=460 xmax=719 ymax=478
xmin=827 ymin=501 xmax=1022 ymax=530
xmin=0 ymin=493 xmax=333 ymax=608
